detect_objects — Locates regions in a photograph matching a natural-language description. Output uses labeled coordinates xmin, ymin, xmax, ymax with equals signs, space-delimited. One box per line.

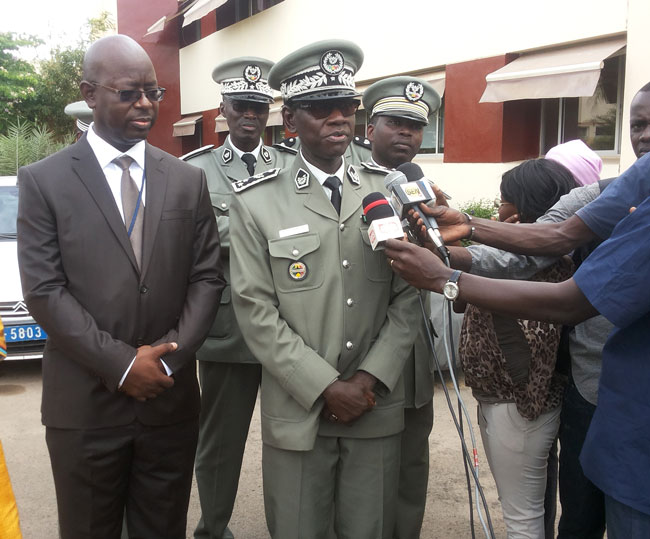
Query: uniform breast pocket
xmin=268 ymin=233 xmax=325 ymax=293
xmin=359 ymin=226 xmax=393 ymax=283
xmin=210 ymin=192 xmax=230 ymax=217
xmin=211 ymin=284 xmax=233 ymax=338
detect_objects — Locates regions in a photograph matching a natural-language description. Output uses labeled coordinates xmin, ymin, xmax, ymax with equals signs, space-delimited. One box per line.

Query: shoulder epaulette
xmin=180 ymin=144 xmax=215 ymax=161
xmin=273 ymin=137 xmax=299 ymax=155
xmin=360 ymin=161 xmax=390 ymax=175
xmin=232 ymin=168 xmax=281 ymax=193
xmin=353 ymin=136 xmax=372 ymax=149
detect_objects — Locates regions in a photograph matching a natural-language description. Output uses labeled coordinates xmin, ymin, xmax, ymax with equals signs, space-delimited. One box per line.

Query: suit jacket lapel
xmin=141 ymin=143 xmax=167 ymax=278
xmin=70 ymin=136 xmax=139 ymax=272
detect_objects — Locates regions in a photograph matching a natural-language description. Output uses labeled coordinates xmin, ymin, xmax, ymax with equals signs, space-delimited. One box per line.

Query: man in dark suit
xmin=17 ymin=35 xmax=224 ymax=538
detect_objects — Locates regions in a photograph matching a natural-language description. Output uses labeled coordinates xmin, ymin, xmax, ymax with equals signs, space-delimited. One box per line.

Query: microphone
xmin=383 ymin=163 xmax=448 ymax=260
xmin=396 ymin=162 xmax=452 ymax=200
xmin=362 ymin=192 xmax=403 ymax=250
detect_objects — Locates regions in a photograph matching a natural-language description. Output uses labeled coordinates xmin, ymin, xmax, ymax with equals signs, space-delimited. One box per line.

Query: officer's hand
xmin=120 ymin=343 xmax=176 ymax=401
xmin=322 ymin=372 xmax=377 ymax=425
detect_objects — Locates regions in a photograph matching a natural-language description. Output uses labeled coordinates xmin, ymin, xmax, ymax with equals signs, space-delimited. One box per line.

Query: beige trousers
xmin=478 ymin=402 xmax=561 ymax=539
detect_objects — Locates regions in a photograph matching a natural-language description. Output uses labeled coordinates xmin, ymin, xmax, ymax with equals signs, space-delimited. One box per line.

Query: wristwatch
xmin=442 ymin=270 xmax=462 ymax=301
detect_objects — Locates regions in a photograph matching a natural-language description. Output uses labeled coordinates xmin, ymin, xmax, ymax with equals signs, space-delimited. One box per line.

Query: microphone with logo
xmin=362 ymin=192 xmax=404 ymax=250
xmin=383 ymin=163 xmax=449 ymax=263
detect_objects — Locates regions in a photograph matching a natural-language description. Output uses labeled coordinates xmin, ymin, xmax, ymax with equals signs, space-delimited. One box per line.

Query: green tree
xmin=0 ymin=33 xmax=41 ymax=132
xmin=18 ymin=12 xmax=115 ymax=140
xmin=0 ymin=119 xmax=73 ymax=175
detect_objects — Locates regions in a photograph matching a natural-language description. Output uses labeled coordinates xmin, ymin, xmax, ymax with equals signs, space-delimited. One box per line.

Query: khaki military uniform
xmin=230 ymin=154 xmax=419 ymax=538
xmin=184 ymin=138 xmax=280 ymax=539
xmin=361 ymin=160 xmax=435 ymax=539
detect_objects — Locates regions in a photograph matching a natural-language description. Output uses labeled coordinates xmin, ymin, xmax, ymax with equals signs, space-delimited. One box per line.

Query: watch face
xmin=443 ymin=281 xmax=459 ymax=301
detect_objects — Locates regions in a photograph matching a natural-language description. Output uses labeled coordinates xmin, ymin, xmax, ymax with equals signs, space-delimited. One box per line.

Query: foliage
xmin=0 ymin=33 xmax=42 ymax=133
xmin=457 ymin=197 xmax=499 ymax=220
xmin=22 ymin=12 xmax=115 ymax=140
xmin=456 ymin=197 xmax=499 ymax=246
xmin=0 ymin=119 xmax=73 ymax=175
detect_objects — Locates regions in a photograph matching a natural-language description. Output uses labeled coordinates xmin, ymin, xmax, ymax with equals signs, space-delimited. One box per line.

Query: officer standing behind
xmin=229 ymin=41 xmax=419 ymax=539
xmin=183 ymin=57 xmax=278 ymax=539
xmin=63 ymin=100 xmax=94 ymax=140
xmin=362 ymin=76 xmax=440 ymax=539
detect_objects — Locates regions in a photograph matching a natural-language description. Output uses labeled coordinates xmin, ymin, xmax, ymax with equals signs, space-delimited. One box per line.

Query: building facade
xmin=116 ymin=0 xmax=650 ymax=204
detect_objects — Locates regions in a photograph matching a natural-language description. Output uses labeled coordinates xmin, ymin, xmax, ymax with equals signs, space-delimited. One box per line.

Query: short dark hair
xmin=638 ymin=81 xmax=650 ymax=94
xmin=500 ymin=159 xmax=578 ymax=223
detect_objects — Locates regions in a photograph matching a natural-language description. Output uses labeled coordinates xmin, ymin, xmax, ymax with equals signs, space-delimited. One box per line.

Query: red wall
xmin=444 ymin=55 xmax=540 ymax=163
xmin=444 ymin=56 xmax=508 ymax=163
xmin=117 ymin=0 xmax=183 ymax=156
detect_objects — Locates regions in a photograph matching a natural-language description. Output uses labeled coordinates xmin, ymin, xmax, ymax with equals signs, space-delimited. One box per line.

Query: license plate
xmin=4 ymin=324 xmax=47 ymax=343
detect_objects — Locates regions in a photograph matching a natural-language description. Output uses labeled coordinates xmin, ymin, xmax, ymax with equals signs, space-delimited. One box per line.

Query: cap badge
xmin=405 ymin=82 xmax=424 ymax=102
xmin=321 ymin=50 xmax=344 ymax=76
xmin=244 ymin=64 xmax=262 ymax=83
xmin=289 ymin=261 xmax=308 ymax=281
xmin=295 ymin=168 xmax=310 ymax=189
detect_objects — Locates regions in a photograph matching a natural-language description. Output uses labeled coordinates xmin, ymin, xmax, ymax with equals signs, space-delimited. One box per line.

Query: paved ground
xmin=0 ymin=359 xmax=521 ymax=538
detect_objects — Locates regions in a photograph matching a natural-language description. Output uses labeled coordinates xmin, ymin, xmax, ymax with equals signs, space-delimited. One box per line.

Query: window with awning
xmin=479 ymin=37 xmax=626 ymax=103
xmin=172 ymin=114 xmax=203 ymax=137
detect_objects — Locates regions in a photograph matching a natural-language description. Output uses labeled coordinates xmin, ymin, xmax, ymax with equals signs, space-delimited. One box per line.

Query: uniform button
xmin=342 ymin=260 xmax=350 ymax=268
xmin=339 ymin=223 xmax=345 ymax=231
xmin=221 ymin=202 xmax=227 ymax=209
xmin=139 ymin=285 xmax=148 ymax=294
xmin=136 ymin=339 xmax=144 ymax=346
xmin=346 ymin=341 xmax=354 ymax=350
xmin=292 ymin=249 xmax=299 ymax=256
xmin=346 ymin=298 xmax=354 ymax=307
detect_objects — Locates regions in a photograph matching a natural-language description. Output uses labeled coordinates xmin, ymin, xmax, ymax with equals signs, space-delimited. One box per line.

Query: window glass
xmin=419 ymin=97 xmax=445 ymax=154
xmin=541 ymin=54 xmax=624 ymax=154
xmin=216 ymin=0 xmax=284 ymax=30
xmin=0 ymin=186 xmax=18 ymax=238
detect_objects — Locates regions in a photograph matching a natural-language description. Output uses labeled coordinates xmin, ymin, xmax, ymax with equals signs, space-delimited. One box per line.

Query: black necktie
xmin=113 ymin=155 xmax=144 ymax=269
xmin=323 ymin=176 xmax=342 ymax=215
xmin=241 ymin=153 xmax=256 ymax=176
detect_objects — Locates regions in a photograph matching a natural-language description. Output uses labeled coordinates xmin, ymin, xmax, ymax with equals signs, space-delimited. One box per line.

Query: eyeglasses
xmin=295 ymin=99 xmax=360 ymax=119
xmin=229 ymin=100 xmax=270 ymax=114
xmin=92 ymin=83 xmax=166 ymax=103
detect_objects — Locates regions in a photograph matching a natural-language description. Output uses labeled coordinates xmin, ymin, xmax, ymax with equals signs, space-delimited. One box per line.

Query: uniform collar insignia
xmin=360 ymin=161 xmax=390 ymax=175
xmin=232 ymin=168 xmax=280 ymax=193
xmin=347 ymin=164 xmax=360 ymax=185
xmin=222 ymin=147 xmax=233 ymax=164
xmin=261 ymin=146 xmax=272 ymax=164
xmin=294 ymin=168 xmax=310 ymax=189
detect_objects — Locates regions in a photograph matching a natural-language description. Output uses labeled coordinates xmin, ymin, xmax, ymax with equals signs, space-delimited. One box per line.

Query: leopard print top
xmin=459 ymin=258 xmax=574 ymax=420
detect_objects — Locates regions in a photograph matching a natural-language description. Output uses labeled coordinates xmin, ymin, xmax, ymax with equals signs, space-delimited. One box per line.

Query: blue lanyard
xmin=127 ymin=170 xmax=146 ymax=238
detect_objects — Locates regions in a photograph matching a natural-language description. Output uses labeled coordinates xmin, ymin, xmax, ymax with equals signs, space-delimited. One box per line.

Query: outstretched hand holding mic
xmin=383 ymin=162 xmax=455 ymax=262
xmin=380 ymin=162 xmax=462 ymax=290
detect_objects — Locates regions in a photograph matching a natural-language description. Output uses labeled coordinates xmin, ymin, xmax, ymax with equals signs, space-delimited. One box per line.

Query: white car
xmin=0 ymin=176 xmax=46 ymax=360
